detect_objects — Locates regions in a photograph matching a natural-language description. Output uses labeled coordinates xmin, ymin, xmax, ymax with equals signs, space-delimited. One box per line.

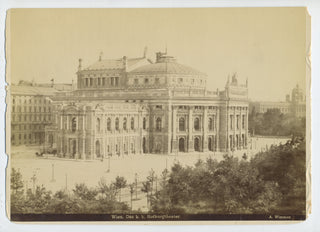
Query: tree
xmin=10 ymin=168 xmax=25 ymax=213
xmin=113 ymin=176 xmax=127 ymax=202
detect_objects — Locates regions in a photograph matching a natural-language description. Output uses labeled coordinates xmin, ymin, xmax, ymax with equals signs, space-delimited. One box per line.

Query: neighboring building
xmin=45 ymin=51 xmax=249 ymax=159
xmin=249 ymin=84 xmax=306 ymax=118
xmin=9 ymin=81 xmax=72 ymax=145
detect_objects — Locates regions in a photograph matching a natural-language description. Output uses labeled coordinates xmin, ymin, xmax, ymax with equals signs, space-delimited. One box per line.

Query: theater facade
xmin=46 ymin=51 xmax=249 ymax=159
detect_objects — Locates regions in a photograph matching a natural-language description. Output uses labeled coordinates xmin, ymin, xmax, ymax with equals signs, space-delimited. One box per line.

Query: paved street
xmin=9 ymin=136 xmax=290 ymax=211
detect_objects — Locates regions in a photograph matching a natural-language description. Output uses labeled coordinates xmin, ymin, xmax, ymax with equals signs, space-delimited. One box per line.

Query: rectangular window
xmin=230 ymin=115 xmax=234 ymax=130
xmin=155 ymin=78 xmax=160 ymax=84
xmin=85 ymin=78 xmax=89 ymax=86
xmin=242 ymin=115 xmax=245 ymax=129
xmin=90 ymin=78 xmax=93 ymax=86
xmin=144 ymin=78 xmax=149 ymax=84
xmin=115 ymin=77 xmax=119 ymax=86
xmin=134 ymin=79 xmax=139 ymax=84
xmin=236 ymin=115 xmax=240 ymax=129
xmin=98 ymin=78 xmax=101 ymax=86
xmin=102 ymin=77 xmax=105 ymax=86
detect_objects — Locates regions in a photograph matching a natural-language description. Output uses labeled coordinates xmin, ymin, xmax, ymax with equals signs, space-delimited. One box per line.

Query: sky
xmin=7 ymin=8 xmax=308 ymax=101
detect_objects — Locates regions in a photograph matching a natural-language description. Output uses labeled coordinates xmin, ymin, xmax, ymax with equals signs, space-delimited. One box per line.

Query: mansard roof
xmin=84 ymin=57 xmax=147 ymax=71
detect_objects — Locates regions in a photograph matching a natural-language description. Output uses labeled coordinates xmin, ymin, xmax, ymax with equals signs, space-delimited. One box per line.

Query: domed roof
xmin=129 ymin=52 xmax=206 ymax=76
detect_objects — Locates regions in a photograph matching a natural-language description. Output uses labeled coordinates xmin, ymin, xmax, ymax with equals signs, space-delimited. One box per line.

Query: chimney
xmin=78 ymin=58 xmax=82 ymax=71
xmin=286 ymin=94 xmax=290 ymax=102
xmin=123 ymin=56 xmax=128 ymax=71
xmin=99 ymin=51 xmax=103 ymax=61
xmin=156 ymin=52 xmax=162 ymax=63
xmin=143 ymin=46 xmax=148 ymax=58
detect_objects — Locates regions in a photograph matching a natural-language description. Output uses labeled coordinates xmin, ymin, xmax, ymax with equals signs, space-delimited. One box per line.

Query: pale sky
xmin=7 ymin=8 xmax=307 ymax=101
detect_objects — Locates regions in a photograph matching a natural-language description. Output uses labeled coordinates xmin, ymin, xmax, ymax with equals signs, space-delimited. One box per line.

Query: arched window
xmin=72 ymin=117 xmax=77 ymax=132
xmin=131 ymin=117 xmax=134 ymax=130
xmin=208 ymin=118 xmax=213 ymax=131
xmin=107 ymin=118 xmax=111 ymax=131
xmin=96 ymin=118 xmax=101 ymax=132
xmin=156 ymin=117 xmax=162 ymax=131
xmin=194 ymin=117 xmax=200 ymax=131
xmin=115 ymin=118 xmax=119 ymax=130
xmin=143 ymin=117 xmax=147 ymax=130
xmin=179 ymin=117 xmax=185 ymax=131
xmin=123 ymin=117 xmax=127 ymax=130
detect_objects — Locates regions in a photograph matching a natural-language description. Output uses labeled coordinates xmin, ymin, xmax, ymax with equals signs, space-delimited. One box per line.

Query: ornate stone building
xmin=9 ymin=82 xmax=72 ymax=146
xmin=249 ymin=84 xmax=306 ymax=118
xmin=46 ymin=51 xmax=249 ymax=159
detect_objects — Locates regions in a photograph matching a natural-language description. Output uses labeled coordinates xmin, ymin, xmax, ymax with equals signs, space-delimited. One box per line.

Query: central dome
xmin=129 ymin=52 xmax=205 ymax=76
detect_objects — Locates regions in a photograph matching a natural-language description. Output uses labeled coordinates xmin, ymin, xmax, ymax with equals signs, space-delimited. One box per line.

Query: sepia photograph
xmin=5 ymin=8 xmax=310 ymax=222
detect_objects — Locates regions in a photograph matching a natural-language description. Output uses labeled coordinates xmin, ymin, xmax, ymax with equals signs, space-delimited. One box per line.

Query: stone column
xmin=167 ymin=104 xmax=172 ymax=153
xmin=172 ymin=106 xmax=177 ymax=152
xmin=245 ymin=107 xmax=249 ymax=148
xmin=82 ymin=138 xmax=86 ymax=160
xmin=188 ymin=106 xmax=194 ymax=152
xmin=216 ymin=107 xmax=220 ymax=151
xmin=202 ymin=106 xmax=208 ymax=152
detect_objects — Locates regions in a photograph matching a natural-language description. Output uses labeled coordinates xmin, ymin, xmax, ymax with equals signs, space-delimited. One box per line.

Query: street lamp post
xmin=51 ymin=163 xmax=55 ymax=182
xmin=135 ymin=173 xmax=138 ymax=200
xmin=106 ymin=156 xmax=110 ymax=173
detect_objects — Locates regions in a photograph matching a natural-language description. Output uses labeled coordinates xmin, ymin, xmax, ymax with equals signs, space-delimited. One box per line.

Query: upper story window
xmin=156 ymin=117 xmax=162 ymax=131
xmin=13 ymin=99 xmax=15 ymax=104
xmin=134 ymin=79 xmax=139 ymax=85
xmin=155 ymin=78 xmax=160 ymax=84
xmin=102 ymin=77 xmax=105 ymax=86
xmin=143 ymin=117 xmax=147 ymax=130
xmin=230 ymin=115 xmax=234 ymax=130
xmin=115 ymin=117 xmax=119 ymax=130
xmin=208 ymin=117 xmax=214 ymax=131
xmin=85 ymin=78 xmax=89 ymax=87
xmin=131 ymin=117 xmax=134 ymax=130
xmin=236 ymin=115 xmax=240 ymax=129
xmin=115 ymin=77 xmax=119 ymax=86
xmin=178 ymin=78 xmax=183 ymax=83
xmin=96 ymin=118 xmax=101 ymax=132
xmin=144 ymin=78 xmax=149 ymax=84
xmin=107 ymin=118 xmax=111 ymax=131
xmin=194 ymin=117 xmax=200 ymax=131
xmin=98 ymin=78 xmax=101 ymax=86
xmin=90 ymin=78 xmax=93 ymax=86
xmin=155 ymin=105 xmax=162 ymax=109
xmin=179 ymin=117 xmax=185 ymax=131
xmin=72 ymin=117 xmax=77 ymax=132
xmin=111 ymin=77 xmax=115 ymax=86
xmin=242 ymin=115 xmax=245 ymax=129
xmin=123 ymin=117 xmax=127 ymax=130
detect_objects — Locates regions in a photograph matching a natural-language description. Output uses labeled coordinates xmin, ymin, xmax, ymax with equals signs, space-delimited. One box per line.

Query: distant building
xmin=249 ymin=84 xmax=306 ymax=118
xmin=45 ymin=50 xmax=249 ymax=160
xmin=9 ymin=82 xmax=72 ymax=145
